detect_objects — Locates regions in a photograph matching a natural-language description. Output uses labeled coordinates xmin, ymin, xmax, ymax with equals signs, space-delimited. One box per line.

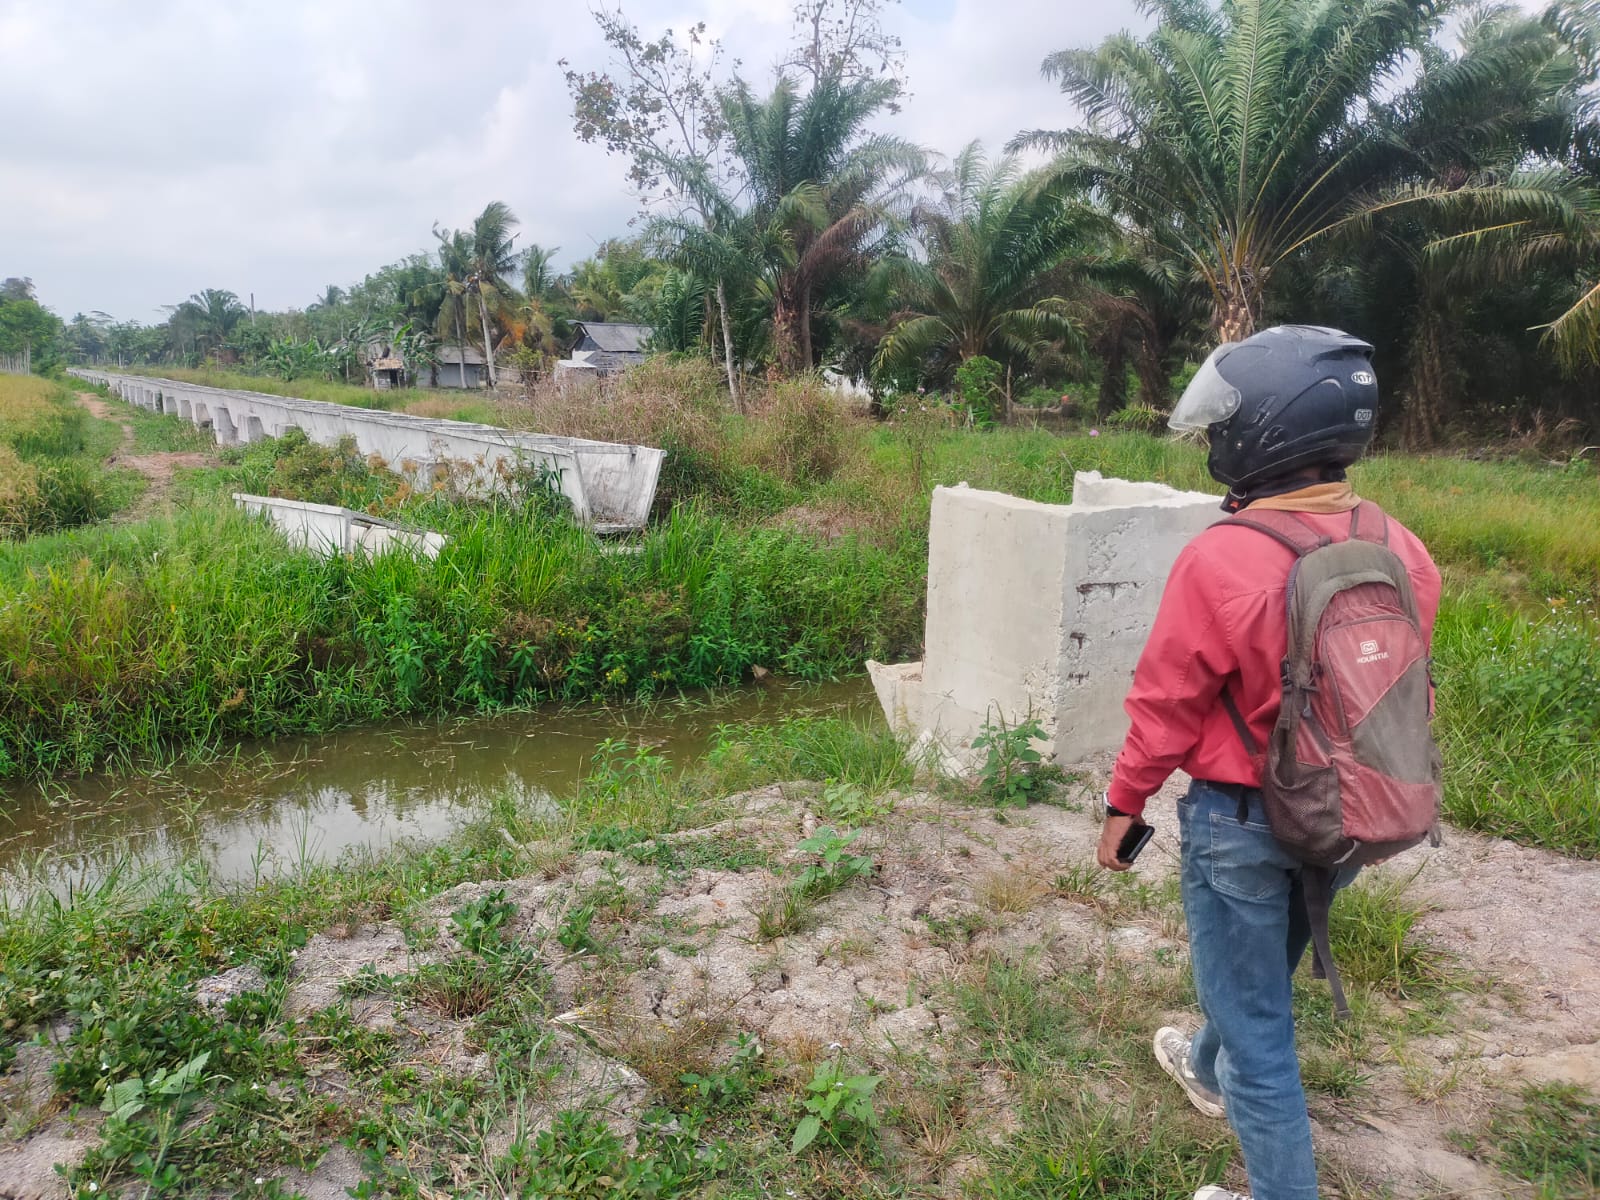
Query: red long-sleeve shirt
xmin=1106 ymin=503 xmax=1442 ymax=818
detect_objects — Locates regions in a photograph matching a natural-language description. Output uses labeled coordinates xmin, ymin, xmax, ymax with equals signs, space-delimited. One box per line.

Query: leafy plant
xmin=819 ymin=778 xmax=890 ymax=824
xmin=99 ymin=1051 xmax=211 ymax=1123
xmin=791 ymin=1054 xmax=882 ymax=1153
xmin=557 ymin=903 xmax=601 ymax=955
xmin=953 ymin=355 xmax=1004 ymax=428
xmin=678 ymin=1033 xmax=764 ymax=1110
xmin=452 ymin=888 xmax=516 ymax=955
xmin=972 ymin=709 xmax=1050 ymax=808
xmin=1106 ymin=401 xmax=1169 ymax=433
xmin=794 ymin=826 xmax=874 ymax=897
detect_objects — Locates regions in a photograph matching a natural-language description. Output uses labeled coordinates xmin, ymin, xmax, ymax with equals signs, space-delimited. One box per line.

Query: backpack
xmin=1219 ymin=500 xmax=1442 ymax=1018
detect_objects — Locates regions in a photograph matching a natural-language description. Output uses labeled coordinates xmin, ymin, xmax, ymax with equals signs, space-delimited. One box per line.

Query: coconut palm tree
xmin=874 ymin=143 xmax=1098 ymax=380
xmin=467 ymin=201 xmax=521 ymax=388
xmin=425 ymin=227 xmax=474 ymax=387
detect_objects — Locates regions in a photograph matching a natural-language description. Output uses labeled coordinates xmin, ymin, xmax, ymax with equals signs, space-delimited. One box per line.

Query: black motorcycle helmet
xmin=1169 ymin=324 xmax=1379 ymax=490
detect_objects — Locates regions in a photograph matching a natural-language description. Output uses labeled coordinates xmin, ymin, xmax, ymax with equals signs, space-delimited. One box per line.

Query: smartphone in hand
xmin=1116 ymin=821 xmax=1154 ymax=864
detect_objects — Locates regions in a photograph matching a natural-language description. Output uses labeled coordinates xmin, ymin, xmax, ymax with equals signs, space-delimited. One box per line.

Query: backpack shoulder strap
xmin=1221 ymin=508 xmax=1332 ymax=557
xmin=1347 ymin=499 xmax=1390 ymax=547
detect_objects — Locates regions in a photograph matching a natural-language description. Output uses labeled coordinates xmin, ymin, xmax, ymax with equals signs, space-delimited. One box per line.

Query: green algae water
xmin=0 ymin=679 xmax=875 ymax=894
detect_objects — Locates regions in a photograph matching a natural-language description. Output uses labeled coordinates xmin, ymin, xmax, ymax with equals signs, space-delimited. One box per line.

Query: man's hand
xmin=1097 ymin=811 xmax=1137 ymax=872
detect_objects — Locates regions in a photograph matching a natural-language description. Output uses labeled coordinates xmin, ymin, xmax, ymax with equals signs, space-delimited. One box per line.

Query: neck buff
xmin=1221 ymin=467 xmax=1358 ymax=515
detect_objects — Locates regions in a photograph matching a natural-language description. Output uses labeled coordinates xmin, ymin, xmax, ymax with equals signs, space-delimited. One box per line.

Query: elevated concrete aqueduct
xmin=70 ymin=370 xmax=664 ymax=532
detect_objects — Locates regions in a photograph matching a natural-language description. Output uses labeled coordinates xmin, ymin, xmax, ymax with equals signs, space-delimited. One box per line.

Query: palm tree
xmin=166 ymin=289 xmax=247 ymax=359
xmin=309 ymin=285 xmax=345 ymax=311
xmin=1015 ymin=0 xmax=1491 ymax=342
xmin=719 ymin=72 xmax=924 ymax=372
xmin=426 ymin=227 xmax=474 ymax=387
xmin=523 ymin=244 xmax=561 ymax=302
xmin=874 ymin=143 xmax=1096 ymax=381
xmin=467 ymin=201 xmax=521 ymax=388
xmin=1295 ymin=3 xmax=1599 ymax=439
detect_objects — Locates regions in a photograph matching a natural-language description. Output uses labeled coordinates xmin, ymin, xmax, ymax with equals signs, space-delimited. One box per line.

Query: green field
xmin=5 ymin=363 xmax=1599 ymax=863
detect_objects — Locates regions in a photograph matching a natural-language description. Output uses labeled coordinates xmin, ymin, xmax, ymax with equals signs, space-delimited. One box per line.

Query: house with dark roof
xmin=555 ymin=321 xmax=654 ymax=379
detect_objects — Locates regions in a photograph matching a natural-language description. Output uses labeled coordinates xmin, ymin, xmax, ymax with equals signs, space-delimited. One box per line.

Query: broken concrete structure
xmin=233 ymin=494 xmax=448 ymax=560
xmin=69 ymin=369 xmax=664 ymax=532
xmin=869 ymin=472 xmax=1220 ymax=768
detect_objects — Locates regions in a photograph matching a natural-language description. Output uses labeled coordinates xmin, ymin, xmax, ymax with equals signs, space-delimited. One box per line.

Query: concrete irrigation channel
xmin=70 ymin=369 xmax=665 ymax=531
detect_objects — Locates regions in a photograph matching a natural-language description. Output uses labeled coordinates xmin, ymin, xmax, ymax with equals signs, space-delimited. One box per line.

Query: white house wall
xmin=72 ymin=370 xmax=663 ymax=530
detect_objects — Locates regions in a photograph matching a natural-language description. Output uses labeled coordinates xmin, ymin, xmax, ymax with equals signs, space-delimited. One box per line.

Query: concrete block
xmin=875 ymin=471 xmax=1219 ymax=769
xmin=233 ymin=494 xmax=447 ymax=559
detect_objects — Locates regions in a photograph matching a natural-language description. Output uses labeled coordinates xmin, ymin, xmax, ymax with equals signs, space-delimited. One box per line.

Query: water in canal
xmin=0 ymin=679 xmax=877 ymax=895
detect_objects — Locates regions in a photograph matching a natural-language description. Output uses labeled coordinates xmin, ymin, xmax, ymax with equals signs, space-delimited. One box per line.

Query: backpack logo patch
xmin=1356 ymin=639 xmax=1388 ymax=663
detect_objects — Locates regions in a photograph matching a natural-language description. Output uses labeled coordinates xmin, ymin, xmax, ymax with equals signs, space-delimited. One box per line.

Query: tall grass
xmin=1432 ymin=590 xmax=1600 ymax=855
xmin=0 ymin=502 xmax=922 ymax=779
xmin=0 ymin=375 xmax=133 ymax=536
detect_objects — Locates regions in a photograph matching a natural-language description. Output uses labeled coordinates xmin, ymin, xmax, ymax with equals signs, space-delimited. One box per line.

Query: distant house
xmin=555 ymin=322 xmax=653 ymax=380
xmin=434 ymin=345 xmax=487 ymax=389
xmin=369 ymin=356 xmax=405 ymax=391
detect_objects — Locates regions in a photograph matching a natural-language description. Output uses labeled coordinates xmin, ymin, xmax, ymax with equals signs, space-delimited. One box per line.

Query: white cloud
xmin=3 ymin=0 xmax=1145 ymax=320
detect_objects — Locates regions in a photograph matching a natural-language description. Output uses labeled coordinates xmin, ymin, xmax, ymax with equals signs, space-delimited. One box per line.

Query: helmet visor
xmin=1169 ymin=346 xmax=1242 ymax=432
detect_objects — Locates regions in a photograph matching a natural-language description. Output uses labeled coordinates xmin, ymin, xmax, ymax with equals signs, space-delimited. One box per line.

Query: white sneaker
xmin=1193 ymin=1188 xmax=1250 ymax=1200
xmin=1154 ymin=1026 xmax=1226 ymax=1119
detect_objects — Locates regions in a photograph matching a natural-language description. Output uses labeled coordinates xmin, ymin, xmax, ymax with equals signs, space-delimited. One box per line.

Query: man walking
xmin=1095 ymin=326 xmax=1442 ymax=1200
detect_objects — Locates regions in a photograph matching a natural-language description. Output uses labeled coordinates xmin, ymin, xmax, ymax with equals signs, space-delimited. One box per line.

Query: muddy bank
xmin=4 ymin=773 xmax=1597 ymax=1198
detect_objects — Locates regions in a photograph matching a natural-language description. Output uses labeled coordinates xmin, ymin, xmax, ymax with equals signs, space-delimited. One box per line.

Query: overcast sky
xmin=2 ymin=0 xmax=1158 ymax=323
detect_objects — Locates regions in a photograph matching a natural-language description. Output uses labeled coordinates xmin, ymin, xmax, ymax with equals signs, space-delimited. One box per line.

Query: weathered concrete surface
xmin=69 ymin=370 xmax=663 ymax=531
xmin=869 ymin=471 xmax=1219 ymax=766
xmin=234 ymin=494 xmax=447 ymax=559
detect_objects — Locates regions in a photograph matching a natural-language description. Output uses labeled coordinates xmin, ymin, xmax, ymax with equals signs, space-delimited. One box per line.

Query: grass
xmin=0 ymin=500 xmax=922 ymax=779
xmin=1456 ymin=1083 xmax=1600 ymax=1197
xmin=0 ymin=374 xmax=140 ymax=536
xmin=1431 ymin=589 xmax=1600 ymax=855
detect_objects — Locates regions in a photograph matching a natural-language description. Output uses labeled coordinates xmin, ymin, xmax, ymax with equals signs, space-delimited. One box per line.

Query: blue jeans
xmin=1179 ymin=780 xmax=1356 ymax=1200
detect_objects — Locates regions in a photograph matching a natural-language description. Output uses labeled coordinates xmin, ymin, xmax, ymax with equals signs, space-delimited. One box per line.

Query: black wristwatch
xmin=1103 ymin=791 xmax=1133 ymax=819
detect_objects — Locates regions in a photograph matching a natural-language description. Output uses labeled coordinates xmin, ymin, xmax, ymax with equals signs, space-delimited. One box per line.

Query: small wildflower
xmin=88 ymin=1185 xmax=99 ymax=1195
xmin=1089 ymin=428 xmax=1100 ymax=437
xmin=255 ymin=1178 xmax=265 ymax=1187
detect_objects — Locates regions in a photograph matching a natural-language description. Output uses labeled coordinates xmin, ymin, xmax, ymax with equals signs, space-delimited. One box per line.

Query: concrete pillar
xmin=869 ymin=472 xmax=1221 ymax=767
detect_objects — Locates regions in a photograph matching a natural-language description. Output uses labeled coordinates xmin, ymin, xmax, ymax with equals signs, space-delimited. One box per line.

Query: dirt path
xmin=75 ymin=392 xmax=215 ymax=519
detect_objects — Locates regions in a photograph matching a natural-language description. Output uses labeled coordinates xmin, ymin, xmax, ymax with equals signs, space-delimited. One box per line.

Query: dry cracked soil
xmin=3 ymin=771 xmax=1599 ymax=1199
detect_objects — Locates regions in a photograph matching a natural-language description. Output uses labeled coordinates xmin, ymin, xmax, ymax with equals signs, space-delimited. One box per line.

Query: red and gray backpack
xmin=1220 ymin=500 xmax=1442 ymax=1017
